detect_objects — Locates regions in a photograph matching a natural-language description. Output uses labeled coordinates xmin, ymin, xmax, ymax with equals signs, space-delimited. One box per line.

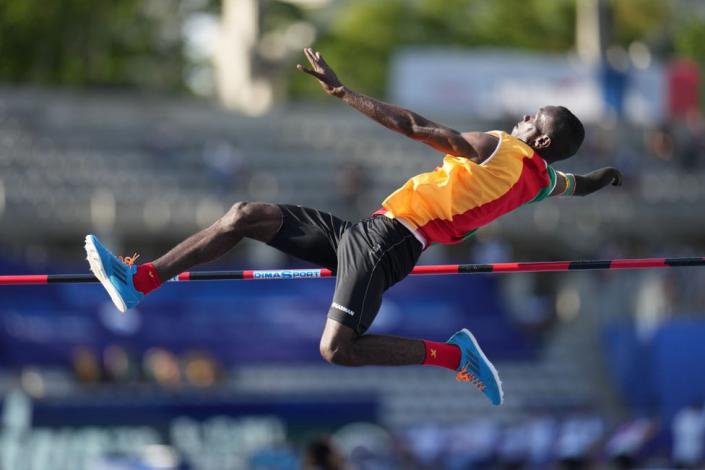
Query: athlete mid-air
xmin=85 ymin=48 xmax=622 ymax=406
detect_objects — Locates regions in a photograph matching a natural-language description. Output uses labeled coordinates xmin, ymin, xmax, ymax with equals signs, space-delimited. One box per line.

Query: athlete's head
xmin=511 ymin=105 xmax=584 ymax=163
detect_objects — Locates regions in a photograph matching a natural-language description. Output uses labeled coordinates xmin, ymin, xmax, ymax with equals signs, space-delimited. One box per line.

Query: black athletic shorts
xmin=266 ymin=204 xmax=423 ymax=335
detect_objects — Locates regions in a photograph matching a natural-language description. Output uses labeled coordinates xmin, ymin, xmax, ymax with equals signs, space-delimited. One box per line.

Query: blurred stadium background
xmin=1 ymin=0 xmax=705 ymax=469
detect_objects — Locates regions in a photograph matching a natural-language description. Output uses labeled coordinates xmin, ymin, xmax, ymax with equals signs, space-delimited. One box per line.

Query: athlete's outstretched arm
xmin=551 ymin=167 xmax=622 ymax=197
xmin=297 ymin=48 xmax=481 ymax=159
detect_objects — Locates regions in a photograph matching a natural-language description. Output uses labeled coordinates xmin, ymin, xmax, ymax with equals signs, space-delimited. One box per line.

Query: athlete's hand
xmin=604 ymin=167 xmax=623 ymax=186
xmin=297 ymin=48 xmax=345 ymax=97
xmin=574 ymin=167 xmax=623 ymax=196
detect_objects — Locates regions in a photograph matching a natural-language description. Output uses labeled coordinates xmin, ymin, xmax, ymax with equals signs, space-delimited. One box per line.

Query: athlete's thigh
xmin=265 ymin=204 xmax=351 ymax=270
xmin=327 ymin=217 xmax=421 ymax=336
xmin=328 ymin=248 xmax=386 ymax=336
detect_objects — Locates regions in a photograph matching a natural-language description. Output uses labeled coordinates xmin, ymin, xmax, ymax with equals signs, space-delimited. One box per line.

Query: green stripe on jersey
xmin=529 ymin=165 xmax=557 ymax=204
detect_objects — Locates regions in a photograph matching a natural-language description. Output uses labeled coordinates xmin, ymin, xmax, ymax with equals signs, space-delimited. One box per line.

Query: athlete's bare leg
xmin=152 ymin=202 xmax=282 ymax=280
xmin=319 ymin=318 xmax=425 ymax=366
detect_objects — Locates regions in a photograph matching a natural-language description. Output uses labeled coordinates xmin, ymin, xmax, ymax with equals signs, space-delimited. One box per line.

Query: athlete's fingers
xmin=297 ymin=64 xmax=325 ymax=81
xmin=297 ymin=63 xmax=313 ymax=74
xmin=317 ymin=52 xmax=330 ymax=68
xmin=306 ymin=48 xmax=327 ymax=72
xmin=303 ymin=48 xmax=315 ymax=68
xmin=308 ymin=48 xmax=320 ymax=61
xmin=304 ymin=48 xmax=318 ymax=67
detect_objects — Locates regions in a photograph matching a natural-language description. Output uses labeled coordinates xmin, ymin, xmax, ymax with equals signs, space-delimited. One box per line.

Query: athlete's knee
xmin=219 ymin=202 xmax=260 ymax=234
xmin=319 ymin=336 xmax=356 ymax=366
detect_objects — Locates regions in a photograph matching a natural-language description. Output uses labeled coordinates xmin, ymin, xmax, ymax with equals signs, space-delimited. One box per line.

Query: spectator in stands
xmin=605 ymin=417 xmax=658 ymax=469
xmin=525 ymin=414 xmax=558 ymax=468
xmin=102 ymin=344 xmax=138 ymax=384
xmin=634 ymin=271 xmax=675 ymax=341
xmin=673 ymin=111 xmax=705 ymax=169
xmin=250 ymin=444 xmax=299 ymax=470
xmin=672 ymin=400 xmax=705 ymax=469
xmin=497 ymin=421 xmax=529 ymax=469
xmin=443 ymin=420 xmax=500 ymax=469
xmin=143 ymin=347 xmax=182 ymax=387
xmin=645 ymin=124 xmax=675 ymax=163
xmin=555 ymin=412 xmax=604 ymax=470
xmin=182 ymin=350 xmax=221 ymax=388
xmin=403 ymin=423 xmax=445 ymax=467
xmin=303 ymin=436 xmax=349 ymax=470
xmin=72 ymin=346 xmax=101 ymax=383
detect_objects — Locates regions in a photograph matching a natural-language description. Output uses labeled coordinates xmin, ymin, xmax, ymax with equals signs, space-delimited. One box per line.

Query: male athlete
xmin=85 ymin=48 xmax=622 ymax=406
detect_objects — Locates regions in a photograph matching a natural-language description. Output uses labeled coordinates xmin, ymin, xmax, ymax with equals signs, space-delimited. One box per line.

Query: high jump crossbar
xmin=0 ymin=257 xmax=704 ymax=285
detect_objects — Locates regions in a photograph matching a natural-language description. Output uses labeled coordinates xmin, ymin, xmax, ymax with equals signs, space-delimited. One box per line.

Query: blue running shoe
xmin=84 ymin=234 xmax=143 ymax=312
xmin=448 ymin=328 xmax=504 ymax=406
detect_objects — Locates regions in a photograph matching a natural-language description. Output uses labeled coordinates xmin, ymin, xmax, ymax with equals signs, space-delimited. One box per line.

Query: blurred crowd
xmin=3 ymin=389 xmax=705 ymax=470
xmin=71 ymin=345 xmax=223 ymax=390
xmin=4 ymin=341 xmax=705 ymax=470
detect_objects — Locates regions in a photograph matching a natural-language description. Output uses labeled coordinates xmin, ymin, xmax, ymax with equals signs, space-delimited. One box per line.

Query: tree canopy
xmin=0 ymin=0 xmax=184 ymax=90
xmin=289 ymin=0 xmax=577 ymax=98
xmin=0 ymin=0 xmax=703 ymax=101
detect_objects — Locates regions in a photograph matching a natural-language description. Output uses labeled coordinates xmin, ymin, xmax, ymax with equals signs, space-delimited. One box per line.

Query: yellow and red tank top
xmin=375 ymin=130 xmax=557 ymax=247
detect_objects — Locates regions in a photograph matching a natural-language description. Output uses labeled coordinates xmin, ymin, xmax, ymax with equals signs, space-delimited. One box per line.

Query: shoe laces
xmin=118 ymin=252 xmax=140 ymax=267
xmin=456 ymin=367 xmax=486 ymax=391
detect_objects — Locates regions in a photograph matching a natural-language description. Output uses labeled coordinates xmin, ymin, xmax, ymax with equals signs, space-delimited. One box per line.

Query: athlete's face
xmin=511 ymin=106 xmax=555 ymax=150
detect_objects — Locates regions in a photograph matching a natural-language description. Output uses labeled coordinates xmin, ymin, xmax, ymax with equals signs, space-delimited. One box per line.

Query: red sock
xmin=422 ymin=340 xmax=461 ymax=370
xmin=132 ymin=263 xmax=162 ymax=295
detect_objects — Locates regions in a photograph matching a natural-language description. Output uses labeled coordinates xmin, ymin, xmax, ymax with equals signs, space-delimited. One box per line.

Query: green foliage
xmin=262 ymin=0 xmax=306 ymax=33
xmin=289 ymin=0 xmax=577 ymax=99
xmin=610 ymin=0 xmax=671 ymax=45
xmin=674 ymin=18 xmax=705 ymax=62
xmin=0 ymin=0 xmax=184 ymax=90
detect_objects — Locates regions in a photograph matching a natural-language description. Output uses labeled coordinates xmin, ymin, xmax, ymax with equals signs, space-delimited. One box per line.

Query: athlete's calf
xmin=152 ymin=201 xmax=281 ymax=281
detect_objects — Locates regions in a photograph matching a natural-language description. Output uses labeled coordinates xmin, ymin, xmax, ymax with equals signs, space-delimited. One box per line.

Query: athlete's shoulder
xmin=453 ymin=131 xmax=500 ymax=163
xmin=447 ymin=131 xmax=534 ymax=164
xmin=488 ymin=130 xmax=536 ymax=158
